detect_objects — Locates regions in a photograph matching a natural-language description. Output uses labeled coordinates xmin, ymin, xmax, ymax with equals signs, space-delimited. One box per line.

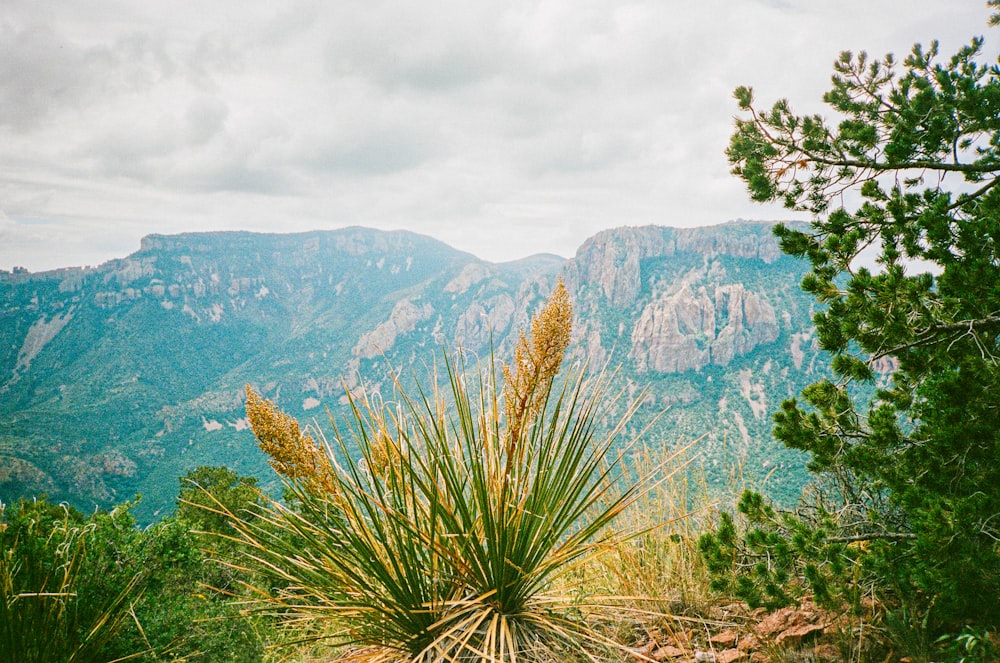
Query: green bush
xmin=0 ymin=476 xmax=278 ymax=663
xmin=0 ymin=499 xmax=144 ymax=663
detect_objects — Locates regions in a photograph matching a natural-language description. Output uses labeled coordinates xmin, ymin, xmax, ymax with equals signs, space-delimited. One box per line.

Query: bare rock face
xmin=353 ymin=298 xmax=433 ymax=359
xmin=630 ymin=284 xmax=714 ymax=373
xmin=454 ymin=294 xmax=516 ymax=350
xmin=581 ymin=328 xmax=608 ymax=368
xmin=630 ymin=282 xmax=778 ymax=373
xmin=711 ymin=284 xmax=779 ymax=366
xmin=566 ymin=223 xmax=784 ymax=308
xmin=14 ymin=310 xmax=74 ymax=374
xmin=444 ymin=262 xmax=491 ymax=294
xmin=569 ymin=227 xmax=657 ymax=307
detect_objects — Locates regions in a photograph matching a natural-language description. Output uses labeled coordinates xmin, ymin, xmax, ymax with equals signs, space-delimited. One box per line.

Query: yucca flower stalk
xmin=502 ymin=279 xmax=573 ymax=458
xmin=220 ymin=284 xmax=670 ymax=662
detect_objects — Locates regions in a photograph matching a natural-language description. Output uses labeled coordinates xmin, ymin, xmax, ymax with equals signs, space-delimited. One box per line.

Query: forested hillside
xmin=0 ymin=222 xmax=826 ymax=521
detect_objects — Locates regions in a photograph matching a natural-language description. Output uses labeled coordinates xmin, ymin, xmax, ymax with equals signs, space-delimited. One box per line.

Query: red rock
xmin=811 ymin=644 xmax=842 ymax=661
xmin=718 ymin=649 xmax=744 ymax=663
xmin=710 ymin=631 xmax=739 ymax=647
xmin=635 ymin=640 xmax=657 ymax=656
xmin=667 ymin=630 xmax=694 ymax=648
xmin=630 ymin=640 xmax=657 ymax=660
xmin=737 ymin=634 xmax=759 ymax=652
xmin=775 ymin=622 xmax=825 ymax=647
xmin=754 ymin=601 xmax=829 ymax=647
xmin=755 ymin=607 xmax=798 ymax=637
xmin=652 ymin=645 xmax=686 ymax=660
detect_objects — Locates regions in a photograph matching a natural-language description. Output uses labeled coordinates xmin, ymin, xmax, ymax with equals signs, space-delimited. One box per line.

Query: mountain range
xmin=1 ymin=222 xmax=829 ymax=522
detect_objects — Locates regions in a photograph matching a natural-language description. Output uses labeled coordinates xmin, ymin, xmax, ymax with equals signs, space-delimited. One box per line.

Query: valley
xmin=1 ymin=221 xmax=829 ymax=522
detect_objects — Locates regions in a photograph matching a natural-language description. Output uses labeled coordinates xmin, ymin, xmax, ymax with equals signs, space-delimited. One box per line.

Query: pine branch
xmin=872 ymin=315 xmax=1000 ymax=360
xmin=827 ymin=532 xmax=917 ymax=543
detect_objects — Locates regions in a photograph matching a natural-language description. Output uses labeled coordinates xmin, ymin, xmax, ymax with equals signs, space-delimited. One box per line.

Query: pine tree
xmin=705 ymin=4 xmax=1000 ymax=636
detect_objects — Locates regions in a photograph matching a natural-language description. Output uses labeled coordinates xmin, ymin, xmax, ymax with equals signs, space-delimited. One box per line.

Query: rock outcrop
xmin=353 ymin=298 xmax=434 ymax=359
xmin=444 ymin=262 xmax=491 ymax=294
xmin=630 ymin=282 xmax=778 ymax=373
xmin=454 ymin=294 xmax=516 ymax=350
xmin=630 ymin=283 xmax=714 ymax=373
xmin=566 ymin=223 xmax=785 ymax=307
xmin=711 ymin=284 xmax=780 ymax=365
xmin=14 ymin=310 xmax=74 ymax=374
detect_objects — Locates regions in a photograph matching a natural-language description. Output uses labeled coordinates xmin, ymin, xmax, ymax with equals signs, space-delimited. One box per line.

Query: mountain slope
xmin=1 ymin=222 xmax=825 ymax=522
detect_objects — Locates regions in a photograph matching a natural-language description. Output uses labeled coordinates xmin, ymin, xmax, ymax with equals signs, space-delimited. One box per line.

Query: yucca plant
xmin=0 ymin=503 xmax=144 ymax=663
xmin=216 ymin=281 xmax=673 ymax=662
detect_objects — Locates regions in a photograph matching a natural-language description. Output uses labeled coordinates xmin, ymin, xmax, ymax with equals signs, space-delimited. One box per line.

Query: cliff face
xmin=564 ymin=221 xmax=795 ymax=379
xmin=629 ymin=282 xmax=778 ymax=373
xmin=353 ymin=299 xmax=435 ymax=359
xmin=565 ymin=223 xmax=785 ymax=307
xmin=0 ymin=222 xmax=823 ymax=521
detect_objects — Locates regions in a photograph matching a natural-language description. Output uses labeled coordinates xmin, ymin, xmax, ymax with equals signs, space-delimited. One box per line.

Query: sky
xmin=1 ymin=1 xmax=994 ymax=271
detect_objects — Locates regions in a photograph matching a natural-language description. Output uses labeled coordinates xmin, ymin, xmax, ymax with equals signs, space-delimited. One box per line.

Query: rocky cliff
xmin=565 ymin=223 xmax=785 ymax=307
xmin=0 ymin=222 xmax=822 ymax=521
xmin=630 ymin=282 xmax=779 ymax=373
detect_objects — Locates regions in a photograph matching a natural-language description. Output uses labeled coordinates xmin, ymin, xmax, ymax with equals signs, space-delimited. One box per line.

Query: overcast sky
xmin=1 ymin=1 xmax=994 ymax=271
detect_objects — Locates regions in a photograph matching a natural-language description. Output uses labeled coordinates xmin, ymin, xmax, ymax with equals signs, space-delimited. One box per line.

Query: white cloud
xmin=0 ymin=0 xmax=994 ymax=270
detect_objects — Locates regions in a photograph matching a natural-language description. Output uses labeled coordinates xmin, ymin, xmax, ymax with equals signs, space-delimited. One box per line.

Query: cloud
xmin=0 ymin=208 xmax=16 ymax=240
xmin=0 ymin=23 xmax=104 ymax=131
xmin=0 ymin=0 xmax=995 ymax=270
xmin=300 ymin=127 xmax=438 ymax=176
xmin=0 ymin=210 xmax=140 ymax=272
xmin=321 ymin=1 xmax=508 ymax=91
xmin=184 ymin=96 xmax=229 ymax=145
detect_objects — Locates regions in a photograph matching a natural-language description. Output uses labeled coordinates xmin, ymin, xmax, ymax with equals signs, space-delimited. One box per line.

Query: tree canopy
xmin=710 ymin=4 xmax=1000 ymax=640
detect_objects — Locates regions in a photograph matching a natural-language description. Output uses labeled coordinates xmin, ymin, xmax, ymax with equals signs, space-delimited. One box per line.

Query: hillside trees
xmin=0 ymin=500 xmax=144 ymax=663
xmin=703 ymin=5 xmax=1000 ymax=639
xmin=111 ymin=467 xmax=268 ymax=662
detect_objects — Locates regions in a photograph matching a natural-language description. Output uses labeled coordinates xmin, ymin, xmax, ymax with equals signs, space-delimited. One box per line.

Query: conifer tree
xmin=704 ymin=3 xmax=1000 ymax=637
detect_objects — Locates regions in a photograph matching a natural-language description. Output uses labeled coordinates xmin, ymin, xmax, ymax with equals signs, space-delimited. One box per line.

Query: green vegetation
xmin=0 ymin=223 xmax=820 ymax=524
xmin=0 ymin=469 xmax=279 ymax=663
xmin=0 ymin=500 xmax=142 ymax=663
xmin=701 ymin=2 xmax=1000 ymax=656
xmin=221 ymin=282 xmax=667 ymax=661
xmin=2 ymin=237 xmax=824 ymax=661
xmin=9 ymin=8 xmax=1000 ymax=663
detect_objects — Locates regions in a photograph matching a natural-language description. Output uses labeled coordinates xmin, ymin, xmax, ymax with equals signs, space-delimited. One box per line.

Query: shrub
xmin=216 ymin=282 xmax=659 ymax=662
xmin=0 ymin=499 xmax=144 ymax=663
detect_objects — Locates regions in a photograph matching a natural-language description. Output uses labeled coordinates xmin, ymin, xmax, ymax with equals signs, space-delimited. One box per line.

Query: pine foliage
xmin=704 ymin=3 xmax=1000 ymax=641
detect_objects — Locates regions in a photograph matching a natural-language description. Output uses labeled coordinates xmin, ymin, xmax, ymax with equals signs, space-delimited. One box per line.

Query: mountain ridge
xmin=0 ymin=221 xmax=823 ymax=522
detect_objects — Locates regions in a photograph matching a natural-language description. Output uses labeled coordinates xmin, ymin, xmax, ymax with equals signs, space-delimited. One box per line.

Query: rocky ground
xmin=627 ymin=599 xmax=865 ymax=663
